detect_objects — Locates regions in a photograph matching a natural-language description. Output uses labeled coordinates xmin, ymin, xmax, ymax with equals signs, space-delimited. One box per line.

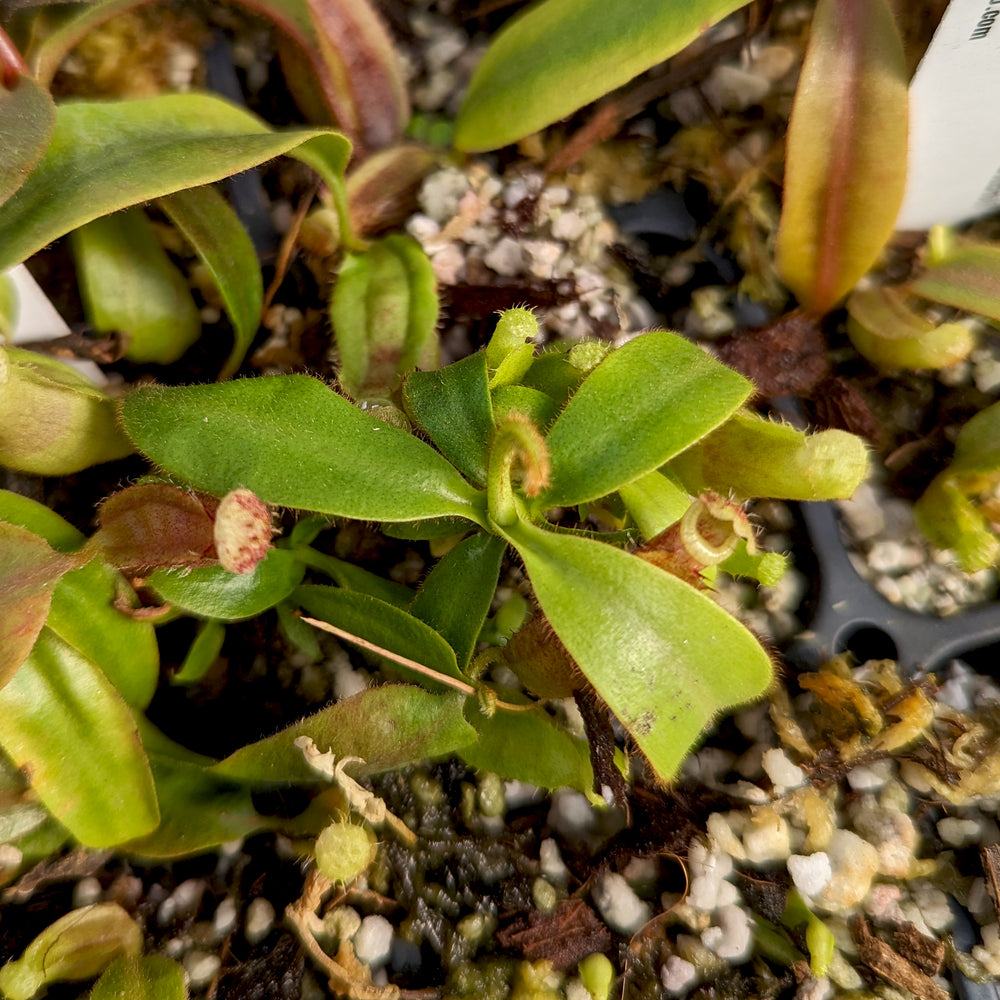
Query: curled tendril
xmin=678 ymin=492 xmax=756 ymax=566
xmin=487 ymin=412 xmax=551 ymax=527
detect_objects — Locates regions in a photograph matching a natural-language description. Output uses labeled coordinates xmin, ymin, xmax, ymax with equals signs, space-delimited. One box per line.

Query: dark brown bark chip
xmin=215 ymin=931 xmax=304 ymax=1000
xmin=889 ymin=922 xmax=946 ymax=977
xmin=981 ymin=844 xmax=1000 ymax=924
xmin=850 ymin=916 xmax=949 ymax=1000
xmin=496 ymin=898 xmax=612 ymax=970
xmin=716 ymin=312 xmax=830 ymax=399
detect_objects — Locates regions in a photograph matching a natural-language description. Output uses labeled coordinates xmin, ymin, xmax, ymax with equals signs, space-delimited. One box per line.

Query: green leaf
xmin=403 ymin=350 xmax=494 ymax=485
xmin=453 ymin=0 xmax=753 ymax=151
xmin=91 ymin=956 xmax=188 ymax=1000
xmin=490 ymin=384 xmax=560 ymax=429
xmin=618 ymin=469 xmax=692 ymax=540
xmin=846 ymin=286 xmax=975 ymax=371
xmin=910 ymin=244 xmax=1000 ymax=324
xmin=0 ymin=346 xmax=133 ymax=475
xmin=120 ymin=375 xmax=486 ymax=524
xmin=212 ymin=686 xmax=476 ymax=784
xmin=0 ymin=92 xmax=351 ymax=272
xmin=0 ymin=521 xmax=78 ymax=690
xmin=147 ymin=548 xmax=305 ymax=622
xmin=537 ymin=332 xmax=751 ymax=510
xmin=717 ymin=541 xmax=787 ymax=588
xmin=951 ymin=399 xmax=1000 ymax=474
xmin=160 ymin=186 xmax=263 ymax=380
xmin=459 ymin=703 xmax=594 ymax=795
xmin=71 ymin=208 xmax=202 ymax=365
xmin=669 ymin=411 xmax=870 ymax=500
xmin=410 ymin=532 xmax=506 ymax=669
xmin=331 ymin=234 xmax=439 ymax=401
xmin=0 ymin=629 xmax=159 ymax=847
xmin=47 ymin=559 xmax=159 ymax=709
xmin=172 ymin=620 xmax=226 ymax=686
xmin=293 ymin=546 xmax=414 ymax=608
xmin=297 ymin=584 xmax=464 ymax=683
xmin=0 ymin=73 xmax=55 ymax=208
xmin=914 ymin=472 xmax=999 ymax=572
xmin=0 ymin=489 xmax=85 ymax=553
xmin=124 ymin=748 xmax=269 ymax=858
xmin=775 ymin=0 xmax=908 ymax=313
xmin=501 ymin=516 xmax=773 ymax=782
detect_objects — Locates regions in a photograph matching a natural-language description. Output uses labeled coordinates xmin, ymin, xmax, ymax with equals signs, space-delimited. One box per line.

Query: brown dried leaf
xmin=716 ymin=312 xmax=830 ymax=399
xmin=850 ymin=916 xmax=949 ymax=1000
xmin=497 ymin=898 xmax=612 ymax=970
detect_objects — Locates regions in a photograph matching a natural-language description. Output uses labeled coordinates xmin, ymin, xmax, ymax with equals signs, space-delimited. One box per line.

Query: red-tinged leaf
xmin=301 ymin=0 xmax=409 ymax=154
xmin=0 ymin=68 xmax=55 ymax=208
xmin=0 ymin=522 xmax=79 ymax=689
xmin=775 ymin=0 xmax=908 ymax=314
xmin=910 ymin=244 xmax=1000 ymax=323
xmin=90 ymin=483 xmax=217 ymax=572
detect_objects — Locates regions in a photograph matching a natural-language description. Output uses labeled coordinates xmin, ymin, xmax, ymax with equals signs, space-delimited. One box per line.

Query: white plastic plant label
xmin=896 ymin=0 xmax=1000 ymax=229
xmin=3 ymin=264 xmax=105 ymax=383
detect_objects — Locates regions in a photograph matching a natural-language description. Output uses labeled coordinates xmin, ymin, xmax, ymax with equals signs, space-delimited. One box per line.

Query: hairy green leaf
xmin=212 ymin=686 xmax=476 ymax=784
xmin=91 ymin=956 xmax=187 ymax=1000
xmin=298 ymin=584 xmax=463 ymax=682
xmin=502 ymin=517 xmax=772 ymax=782
xmin=459 ymin=702 xmax=594 ymax=795
xmin=775 ymin=0 xmax=908 ymax=313
xmin=454 ymin=0 xmax=752 ymax=151
xmin=403 ymin=350 xmax=494 ymax=484
xmin=0 ymin=630 xmax=159 ymax=846
xmin=120 ymin=375 xmax=486 ymax=524
xmin=160 ymin=185 xmax=263 ymax=379
xmin=0 ymin=73 xmax=55 ymax=208
xmin=0 ymin=92 xmax=350 ymax=272
xmin=410 ymin=532 xmax=506 ymax=669
xmin=537 ymin=332 xmax=751 ymax=510
xmin=147 ymin=549 xmax=305 ymax=622
xmin=0 ymin=346 xmax=133 ymax=475
xmin=72 ymin=208 xmax=201 ymax=365
xmin=670 ymin=411 xmax=869 ymax=500
xmin=331 ymin=234 xmax=439 ymax=401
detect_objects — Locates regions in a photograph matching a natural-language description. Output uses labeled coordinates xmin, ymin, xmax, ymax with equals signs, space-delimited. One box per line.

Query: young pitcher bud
xmin=213 ymin=488 xmax=274 ymax=574
xmin=0 ymin=346 xmax=133 ymax=475
xmin=0 ymin=903 xmax=142 ymax=1000
xmin=314 ymin=819 xmax=377 ymax=886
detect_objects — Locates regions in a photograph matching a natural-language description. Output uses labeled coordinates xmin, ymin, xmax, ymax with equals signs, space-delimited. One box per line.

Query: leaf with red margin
xmin=775 ymin=0 xmax=908 ymax=314
xmin=0 ymin=522 xmax=80 ymax=689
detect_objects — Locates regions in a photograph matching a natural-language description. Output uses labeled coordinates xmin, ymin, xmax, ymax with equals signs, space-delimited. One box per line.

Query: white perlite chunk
xmin=183 ymin=950 xmax=222 ymax=990
xmin=539 ymin=838 xmax=568 ymax=885
xmin=686 ymin=841 xmax=735 ymax=912
xmin=817 ymin=830 xmax=879 ymax=911
xmin=937 ymin=816 xmax=982 ymax=848
xmin=245 ymin=898 xmax=275 ymax=944
xmin=354 ymin=915 xmax=394 ymax=968
xmin=787 ymin=852 xmax=833 ymax=899
xmin=762 ymin=748 xmax=807 ymax=792
xmin=701 ymin=905 xmax=753 ymax=961
xmin=213 ymin=897 xmax=238 ymax=939
xmin=661 ymin=955 xmax=698 ymax=996
xmin=742 ymin=807 xmax=792 ymax=863
xmin=846 ymin=758 xmax=894 ymax=791
xmin=592 ymin=872 xmax=651 ymax=936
